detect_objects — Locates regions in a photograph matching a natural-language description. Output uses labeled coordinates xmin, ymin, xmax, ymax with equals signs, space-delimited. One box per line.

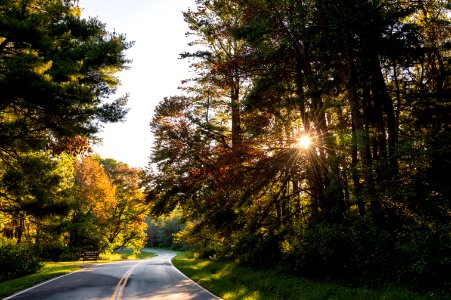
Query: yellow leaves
xmin=74 ymin=156 xmax=117 ymax=222
xmin=173 ymin=220 xmax=199 ymax=246
xmin=50 ymin=152 xmax=75 ymax=192
xmin=71 ymin=157 xmax=148 ymax=250
xmin=22 ymin=48 xmax=54 ymax=81
xmin=280 ymin=239 xmax=294 ymax=254
xmin=33 ymin=60 xmax=53 ymax=76
xmin=72 ymin=4 xmax=82 ymax=18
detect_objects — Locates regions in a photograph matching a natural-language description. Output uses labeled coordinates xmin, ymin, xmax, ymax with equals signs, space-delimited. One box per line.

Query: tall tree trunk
xmin=302 ymin=54 xmax=345 ymax=214
xmin=368 ymin=54 xmax=398 ymax=177
xmin=231 ymin=78 xmax=241 ymax=148
xmin=345 ymin=66 xmax=379 ymax=211
xmin=352 ymin=122 xmax=366 ymax=216
xmin=393 ymin=62 xmax=402 ymax=142
xmin=15 ymin=215 xmax=25 ymax=243
xmin=315 ymin=0 xmax=379 ymax=213
xmin=294 ymin=59 xmax=324 ymax=211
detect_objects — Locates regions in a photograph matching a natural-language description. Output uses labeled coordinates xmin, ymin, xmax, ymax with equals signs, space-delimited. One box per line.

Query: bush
xmin=58 ymin=250 xmax=81 ymax=262
xmin=34 ymin=240 xmax=80 ymax=262
xmin=0 ymin=240 xmax=43 ymax=282
xmin=290 ymin=217 xmax=397 ymax=284
xmin=34 ymin=240 xmax=66 ymax=262
xmin=233 ymin=229 xmax=285 ymax=267
xmin=396 ymin=225 xmax=451 ymax=291
xmin=281 ymin=214 xmax=451 ymax=292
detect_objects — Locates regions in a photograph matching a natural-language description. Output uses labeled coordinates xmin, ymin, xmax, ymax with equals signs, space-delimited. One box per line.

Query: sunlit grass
xmin=111 ymin=248 xmax=157 ymax=260
xmin=172 ymin=252 xmax=443 ymax=300
xmin=0 ymin=263 xmax=81 ymax=298
xmin=0 ymin=249 xmax=157 ymax=298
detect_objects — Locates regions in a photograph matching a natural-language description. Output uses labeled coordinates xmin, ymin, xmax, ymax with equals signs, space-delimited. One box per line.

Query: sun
xmin=297 ymin=135 xmax=312 ymax=149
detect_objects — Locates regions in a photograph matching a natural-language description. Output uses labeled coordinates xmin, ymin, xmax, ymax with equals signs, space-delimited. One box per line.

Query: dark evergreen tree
xmin=0 ymin=0 xmax=132 ymax=163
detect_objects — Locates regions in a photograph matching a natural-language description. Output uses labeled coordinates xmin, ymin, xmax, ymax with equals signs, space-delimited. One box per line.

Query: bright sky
xmin=79 ymin=0 xmax=193 ymax=168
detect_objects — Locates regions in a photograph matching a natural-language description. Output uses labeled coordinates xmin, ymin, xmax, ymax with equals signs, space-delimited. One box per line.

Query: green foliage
xmin=0 ymin=263 xmax=81 ymax=298
xmin=284 ymin=217 xmax=397 ymax=282
xmin=99 ymin=158 xmax=148 ymax=252
xmin=173 ymin=252 xmax=443 ymax=300
xmin=0 ymin=239 xmax=43 ymax=282
xmin=146 ymin=214 xmax=184 ymax=249
xmin=281 ymin=215 xmax=451 ymax=291
xmin=0 ymin=0 xmax=132 ymax=162
xmin=150 ymin=0 xmax=451 ymax=294
xmin=397 ymin=225 xmax=451 ymax=291
xmin=232 ymin=229 xmax=284 ymax=268
xmin=0 ymin=152 xmax=72 ymax=218
xmin=65 ymin=156 xmax=148 ymax=254
xmin=34 ymin=239 xmax=79 ymax=262
xmin=0 ymin=0 xmax=151 ymax=285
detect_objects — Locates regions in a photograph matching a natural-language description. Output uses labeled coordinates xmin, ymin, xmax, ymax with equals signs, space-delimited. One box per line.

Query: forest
xmin=0 ymin=0 xmax=149 ymax=281
xmin=147 ymin=0 xmax=451 ymax=292
xmin=0 ymin=0 xmax=449 ymax=294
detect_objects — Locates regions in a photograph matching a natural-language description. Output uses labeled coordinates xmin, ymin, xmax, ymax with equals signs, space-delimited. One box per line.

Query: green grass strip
xmin=111 ymin=248 xmax=157 ymax=260
xmin=0 ymin=263 xmax=81 ymax=298
xmin=0 ymin=250 xmax=157 ymax=298
xmin=172 ymin=253 xmax=443 ymax=300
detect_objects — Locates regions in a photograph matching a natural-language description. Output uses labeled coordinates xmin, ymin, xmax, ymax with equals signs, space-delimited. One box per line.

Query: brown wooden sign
xmin=81 ymin=250 xmax=99 ymax=261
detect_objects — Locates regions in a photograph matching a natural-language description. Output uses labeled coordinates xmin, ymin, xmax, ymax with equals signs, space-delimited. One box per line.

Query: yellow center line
xmin=111 ymin=263 xmax=140 ymax=300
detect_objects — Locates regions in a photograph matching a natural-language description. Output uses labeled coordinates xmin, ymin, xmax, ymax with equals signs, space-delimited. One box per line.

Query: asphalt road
xmin=5 ymin=249 xmax=220 ymax=300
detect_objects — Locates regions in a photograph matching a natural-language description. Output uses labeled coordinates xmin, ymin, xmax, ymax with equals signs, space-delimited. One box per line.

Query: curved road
xmin=6 ymin=249 xmax=220 ymax=300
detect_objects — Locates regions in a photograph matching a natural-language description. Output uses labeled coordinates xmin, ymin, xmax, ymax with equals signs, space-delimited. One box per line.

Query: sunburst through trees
xmin=148 ymin=0 xmax=451 ymax=291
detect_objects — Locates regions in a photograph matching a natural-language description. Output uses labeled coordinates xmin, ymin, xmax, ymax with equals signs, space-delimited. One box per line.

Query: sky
xmin=79 ymin=0 xmax=193 ymax=168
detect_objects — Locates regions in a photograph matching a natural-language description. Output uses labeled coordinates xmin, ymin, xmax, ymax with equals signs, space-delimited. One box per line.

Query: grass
xmin=172 ymin=252 xmax=445 ymax=300
xmin=0 ymin=263 xmax=81 ymax=298
xmin=111 ymin=248 xmax=157 ymax=260
xmin=0 ymin=249 xmax=157 ymax=298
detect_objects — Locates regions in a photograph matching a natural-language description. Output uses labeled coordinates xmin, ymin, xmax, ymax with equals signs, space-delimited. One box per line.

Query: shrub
xmin=281 ymin=214 xmax=451 ymax=292
xmin=396 ymin=225 xmax=451 ymax=291
xmin=34 ymin=240 xmax=80 ymax=262
xmin=0 ymin=240 xmax=43 ymax=282
xmin=234 ymin=229 xmax=285 ymax=267
xmin=290 ymin=217 xmax=397 ymax=284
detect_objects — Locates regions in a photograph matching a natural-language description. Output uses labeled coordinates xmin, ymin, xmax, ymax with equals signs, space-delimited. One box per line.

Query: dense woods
xmin=0 ymin=0 xmax=147 ymax=280
xmin=148 ymin=0 xmax=450 ymax=291
xmin=1 ymin=0 xmax=449 ymax=294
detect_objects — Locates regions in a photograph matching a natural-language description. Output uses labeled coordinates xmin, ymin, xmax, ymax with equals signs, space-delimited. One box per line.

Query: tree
xmin=67 ymin=156 xmax=116 ymax=250
xmin=0 ymin=0 xmax=132 ymax=163
xmin=149 ymin=0 xmax=451 ymax=290
xmin=100 ymin=158 xmax=148 ymax=252
xmin=0 ymin=152 xmax=73 ymax=243
xmin=145 ymin=213 xmax=184 ymax=249
xmin=182 ymin=0 xmax=249 ymax=149
xmin=0 ymin=0 xmax=134 ymax=255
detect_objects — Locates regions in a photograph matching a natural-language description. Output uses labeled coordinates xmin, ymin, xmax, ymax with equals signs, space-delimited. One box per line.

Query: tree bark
xmin=230 ymin=77 xmax=242 ymax=148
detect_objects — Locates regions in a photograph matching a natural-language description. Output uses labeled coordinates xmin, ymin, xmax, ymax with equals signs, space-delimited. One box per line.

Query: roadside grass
xmin=110 ymin=248 xmax=157 ymax=260
xmin=0 ymin=249 xmax=157 ymax=298
xmin=0 ymin=263 xmax=81 ymax=298
xmin=172 ymin=252 xmax=443 ymax=300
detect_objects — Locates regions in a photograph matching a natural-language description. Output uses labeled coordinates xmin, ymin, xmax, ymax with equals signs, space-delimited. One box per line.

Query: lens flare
xmin=297 ymin=135 xmax=312 ymax=149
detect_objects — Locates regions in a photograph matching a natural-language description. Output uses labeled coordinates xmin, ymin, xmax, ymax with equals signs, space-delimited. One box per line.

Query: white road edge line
xmin=143 ymin=249 xmax=220 ymax=299
xmin=162 ymin=251 xmax=222 ymax=300
xmin=3 ymin=269 xmax=85 ymax=300
xmin=4 ymin=259 xmax=141 ymax=300
xmin=5 ymin=250 xmax=221 ymax=300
